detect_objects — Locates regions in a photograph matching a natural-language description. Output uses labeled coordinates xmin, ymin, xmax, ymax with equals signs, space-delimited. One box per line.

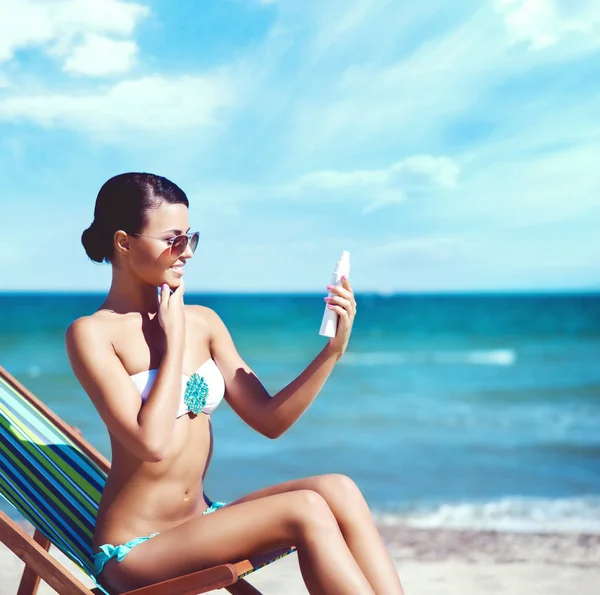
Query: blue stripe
xmin=0 ymin=412 xmax=96 ymax=533
xmin=0 ymin=448 xmax=91 ymax=560
xmin=0 ymin=380 xmax=105 ymax=492
xmin=0 ymin=441 xmax=92 ymax=562
xmin=0 ymin=483 xmax=65 ymax=550
xmin=1 ymin=383 xmax=106 ymax=492
xmin=0 ymin=393 xmax=103 ymax=518
xmin=0 ymin=459 xmax=88 ymax=568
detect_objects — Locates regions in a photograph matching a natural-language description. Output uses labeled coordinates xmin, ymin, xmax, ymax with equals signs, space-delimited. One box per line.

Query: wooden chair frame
xmin=0 ymin=364 xmax=294 ymax=595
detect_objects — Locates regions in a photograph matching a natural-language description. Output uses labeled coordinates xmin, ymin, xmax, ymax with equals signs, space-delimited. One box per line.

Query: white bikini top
xmin=129 ymin=358 xmax=225 ymax=417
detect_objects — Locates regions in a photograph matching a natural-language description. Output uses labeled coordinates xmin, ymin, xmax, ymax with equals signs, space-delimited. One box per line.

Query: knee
xmin=290 ymin=489 xmax=336 ymax=535
xmin=317 ymin=474 xmax=365 ymax=507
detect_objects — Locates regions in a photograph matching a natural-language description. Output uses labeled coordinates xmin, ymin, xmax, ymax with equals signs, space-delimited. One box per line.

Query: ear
xmin=114 ymin=230 xmax=130 ymax=257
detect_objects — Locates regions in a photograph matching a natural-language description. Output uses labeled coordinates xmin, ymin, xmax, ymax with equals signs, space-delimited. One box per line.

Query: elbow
xmin=140 ymin=439 xmax=167 ymax=462
xmin=263 ymin=423 xmax=285 ymax=440
xmin=136 ymin=423 xmax=168 ymax=462
xmin=144 ymin=448 xmax=165 ymax=463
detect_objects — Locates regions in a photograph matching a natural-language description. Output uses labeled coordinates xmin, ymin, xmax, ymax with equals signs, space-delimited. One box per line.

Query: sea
xmin=1 ymin=292 xmax=599 ymax=534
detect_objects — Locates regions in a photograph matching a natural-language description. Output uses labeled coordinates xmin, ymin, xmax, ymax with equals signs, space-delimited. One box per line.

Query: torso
xmin=89 ymin=305 xmax=218 ymax=551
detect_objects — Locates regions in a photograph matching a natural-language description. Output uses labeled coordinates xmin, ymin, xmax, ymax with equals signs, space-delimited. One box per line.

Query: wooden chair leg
xmin=224 ymin=578 xmax=263 ymax=595
xmin=17 ymin=528 xmax=52 ymax=595
xmin=0 ymin=510 xmax=93 ymax=595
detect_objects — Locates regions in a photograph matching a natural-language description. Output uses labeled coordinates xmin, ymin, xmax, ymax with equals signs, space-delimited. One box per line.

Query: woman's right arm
xmin=65 ymin=283 xmax=186 ymax=462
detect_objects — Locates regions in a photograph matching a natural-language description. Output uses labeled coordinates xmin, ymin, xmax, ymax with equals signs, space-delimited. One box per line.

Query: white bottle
xmin=319 ymin=250 xmax=351 ymax=338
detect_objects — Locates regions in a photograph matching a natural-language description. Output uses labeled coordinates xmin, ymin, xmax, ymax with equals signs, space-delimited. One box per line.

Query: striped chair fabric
xmin=0 ymin=370 xmax=295 ymax=593
xmin=0 ymin=372 xmax=103 ymax=577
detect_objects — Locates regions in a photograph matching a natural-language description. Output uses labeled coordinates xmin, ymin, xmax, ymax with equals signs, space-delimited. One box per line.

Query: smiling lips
xmin=170 ymin=264 xmax=185 ymax=275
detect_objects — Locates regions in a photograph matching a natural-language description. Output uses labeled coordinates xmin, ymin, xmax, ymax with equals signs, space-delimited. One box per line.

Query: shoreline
xmin=1 ymin=521 xmax=598 ymax=594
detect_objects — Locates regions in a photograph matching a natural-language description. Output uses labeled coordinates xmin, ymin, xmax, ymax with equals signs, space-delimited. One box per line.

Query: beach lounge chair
xmin=0 ymin=363 xmax=295 ymax=595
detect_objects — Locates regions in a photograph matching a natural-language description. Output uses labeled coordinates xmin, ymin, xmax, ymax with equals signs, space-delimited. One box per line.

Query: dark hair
xmin=81 ymin=173 xmax=189 ymax=264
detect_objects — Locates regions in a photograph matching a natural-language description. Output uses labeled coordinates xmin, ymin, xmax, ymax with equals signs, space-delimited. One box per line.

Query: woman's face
xmin=127 ymin=201 xmax=194 ymax=289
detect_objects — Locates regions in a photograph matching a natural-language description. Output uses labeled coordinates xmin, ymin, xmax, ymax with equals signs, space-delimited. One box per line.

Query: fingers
xmin=160 ymin=280 xmax=185 ymax=305
xmin=341 ymin=275 xmax=352 ymax=291
xmin=325 ymin=297 xmax=356 ymax=320
xmin=326 ymin=303 xmax=350 ymax=319
xmin=326 ymin=276 xmax=356 ymax=312
xmin=160 ymin=283 xmax=170 ymax=306
xmin=171 ymin=278 xmax=185 ymax=298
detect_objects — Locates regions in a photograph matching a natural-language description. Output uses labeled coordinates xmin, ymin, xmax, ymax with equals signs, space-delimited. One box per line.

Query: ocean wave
xmin=341 ymin=349 xmax=516 ymax=367
xmin=374 ymin=496 xmax=600 ymax=534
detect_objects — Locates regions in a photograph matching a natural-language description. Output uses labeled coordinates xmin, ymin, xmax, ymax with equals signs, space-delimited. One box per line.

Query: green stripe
xmin=1 ymin=380 xmax=105 ymax=492
xmin=0 ymin=410 xmax=92 ymax=540
xmin=1 ymin=377 xmax=75 ymax=446
xmin=1 ymin=380 xmax=104 ymax=499
xmin=0 ymin=476 xmax=91 ymax=573
xmin=0 ymin=399 xmax=99 ymax=518
xmin=0 ymin=477 xmax=56 ymax=543
xmin=6 ymin=417 xmax=100 ymax=513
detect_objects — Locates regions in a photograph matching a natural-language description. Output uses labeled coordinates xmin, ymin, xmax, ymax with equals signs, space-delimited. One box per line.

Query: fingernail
xmin=327 ymin=285 xmax=333 ymax=290
xmin=162 ymin=283 xmax=168 ymax=291
xmin=324 ymin=297 xmax=331 ymax=302
xmin=341 ymin=275 xmax=347 ymax=281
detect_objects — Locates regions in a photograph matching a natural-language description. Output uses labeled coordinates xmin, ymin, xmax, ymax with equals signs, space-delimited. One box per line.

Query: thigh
xmin=98 ymin=489 xmax=323 ymax=592
xmin=229 ymin=473 xmax=365 ymax=514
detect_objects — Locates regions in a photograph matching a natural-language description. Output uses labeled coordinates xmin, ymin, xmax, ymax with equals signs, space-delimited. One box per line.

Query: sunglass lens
xmin=171 ymin=232 xmax=199 ymax=256
xmin=171 ymin=235 xmax=187 ymax=257
xmin=190 ymin=232 xmax=199 ymax=254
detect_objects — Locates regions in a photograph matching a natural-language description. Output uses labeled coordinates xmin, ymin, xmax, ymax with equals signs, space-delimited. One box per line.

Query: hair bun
xmin=81 ymin=221 xmax=108 ymax=263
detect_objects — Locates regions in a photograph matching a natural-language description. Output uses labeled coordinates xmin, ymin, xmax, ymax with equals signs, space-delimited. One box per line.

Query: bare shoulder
xmin=65 ymin=310 xmax=114 ymax=346
xmin=66 ymin=312 xmax=104 ymax=342
xmin=185 ymin=304 xmax=222 ymax=330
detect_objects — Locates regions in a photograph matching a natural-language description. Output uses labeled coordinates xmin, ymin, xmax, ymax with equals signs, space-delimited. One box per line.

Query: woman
xmin=66 ymin=173 xmax=404 ymax=594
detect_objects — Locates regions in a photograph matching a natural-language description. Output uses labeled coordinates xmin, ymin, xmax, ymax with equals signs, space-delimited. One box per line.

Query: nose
xmin=180 ymin=240 xmax=195 ymax=259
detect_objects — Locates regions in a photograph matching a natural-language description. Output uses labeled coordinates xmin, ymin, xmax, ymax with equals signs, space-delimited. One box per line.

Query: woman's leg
xmin=229 ymin=474 xmax=404 ymax=595
xmin=99 ymin=489 xmax=375 ymax=595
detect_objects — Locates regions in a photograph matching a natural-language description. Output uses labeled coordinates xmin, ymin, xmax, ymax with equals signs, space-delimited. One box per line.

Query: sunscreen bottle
xmin=319 ymin=250 xmax=351 ymax=338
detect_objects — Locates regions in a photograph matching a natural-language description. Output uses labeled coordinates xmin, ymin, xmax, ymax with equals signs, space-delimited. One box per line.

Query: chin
xmin=166 ymin=274 xmax=183 ymax=286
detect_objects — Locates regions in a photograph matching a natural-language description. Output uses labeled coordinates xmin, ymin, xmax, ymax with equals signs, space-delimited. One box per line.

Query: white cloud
xmin=309 ymin=0 xmax=379 ymax=55
xmin=435 ymin=142 xmax=600 ymax=227
xmin=62 ymin=34 xmax=138 ymax=76
xmin=280 ymin=1 xmax=600 ymax=169
xmin=495 ymin=0 xmax=600 ymax=49
xmin=0 ymin=73 xmax=236 ymax=138
xmin=0 ymin=0 xmax=148 ymax=75
xmin=286 ymin=155 xmax=459 ymax=213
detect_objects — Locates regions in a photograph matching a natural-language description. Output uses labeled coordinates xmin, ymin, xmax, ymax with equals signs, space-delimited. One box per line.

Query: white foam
xmin=341 ymin=349 xmax=516 ymax=367
xmin=374 ymin=496 xmax=600 ymax=534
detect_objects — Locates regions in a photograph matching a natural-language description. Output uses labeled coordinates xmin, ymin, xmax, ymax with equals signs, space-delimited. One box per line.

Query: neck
xmin=101 ymin=264 xmax=160 ymax=314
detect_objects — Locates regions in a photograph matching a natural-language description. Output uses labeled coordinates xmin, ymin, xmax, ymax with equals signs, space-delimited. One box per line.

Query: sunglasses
xmin=133 ymin=230 xmax=200 ymax=258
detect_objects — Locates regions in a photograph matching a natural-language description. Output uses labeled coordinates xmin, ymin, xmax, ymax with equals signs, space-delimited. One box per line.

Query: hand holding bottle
xmin=324 ymin=275 xmax=357 ymax=356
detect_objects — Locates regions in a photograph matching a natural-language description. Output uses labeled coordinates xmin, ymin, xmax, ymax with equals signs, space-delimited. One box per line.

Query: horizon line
xmin=1 ymin=288 xmax=599 ymax=296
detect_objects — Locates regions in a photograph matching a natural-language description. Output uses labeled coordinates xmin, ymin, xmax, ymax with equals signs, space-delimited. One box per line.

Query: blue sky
xmin=0 ymin=0 xmax=598 ymax=292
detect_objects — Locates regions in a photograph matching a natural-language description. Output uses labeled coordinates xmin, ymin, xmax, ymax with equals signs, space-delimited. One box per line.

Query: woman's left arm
xmin=203 ymin=277 xmax=357 ymax=439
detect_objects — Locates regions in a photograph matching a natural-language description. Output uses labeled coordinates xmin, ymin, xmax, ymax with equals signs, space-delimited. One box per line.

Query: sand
xmin=1 ymin=522 xmax=599 ymax=594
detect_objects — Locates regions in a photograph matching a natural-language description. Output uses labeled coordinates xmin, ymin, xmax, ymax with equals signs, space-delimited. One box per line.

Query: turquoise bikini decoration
xmin=183 ymin=373 xmax=209 ymax=414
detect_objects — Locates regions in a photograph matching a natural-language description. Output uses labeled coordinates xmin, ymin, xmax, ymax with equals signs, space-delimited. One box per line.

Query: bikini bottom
xmin=92 ymin=499 xmax=226 ymax=578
